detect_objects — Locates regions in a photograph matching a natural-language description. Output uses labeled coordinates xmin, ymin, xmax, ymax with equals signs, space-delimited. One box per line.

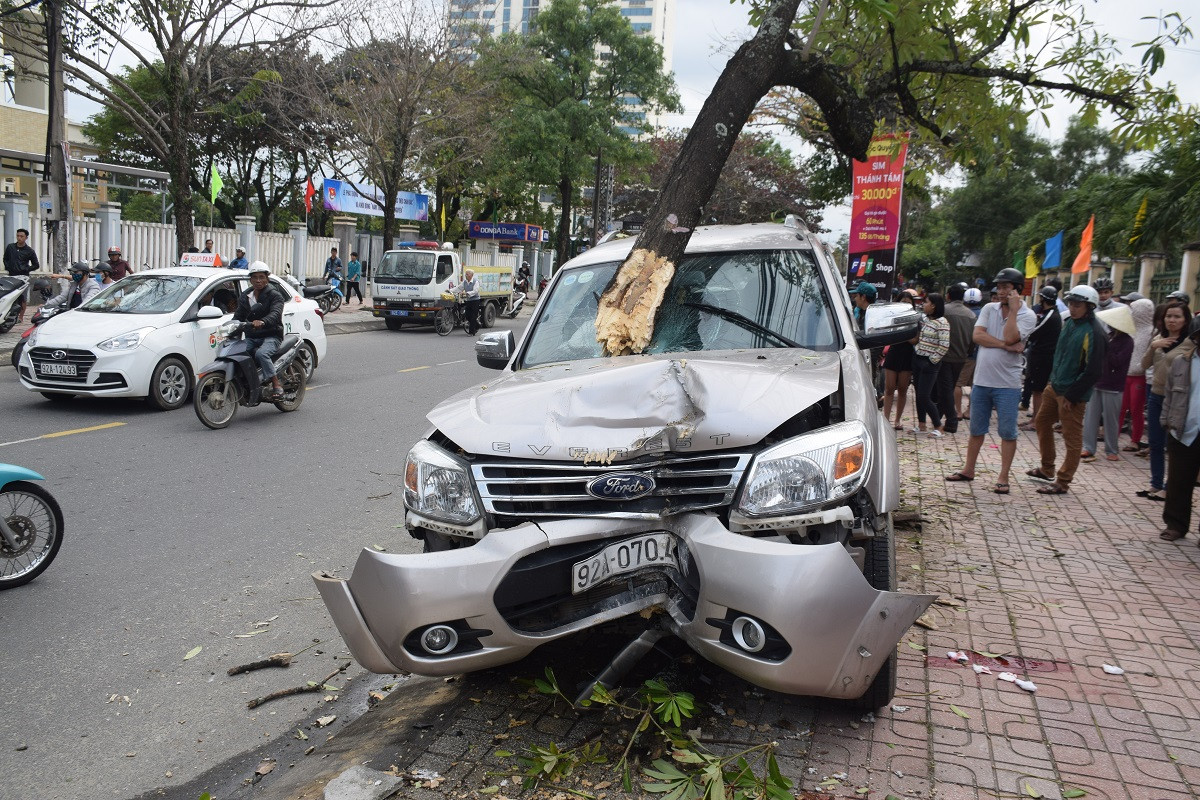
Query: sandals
xmin=1105 ymin=454 xmax=1120 ymax=462
xmin=1036 ymin=482 xmax=1069 ymax=495
xmin=993 ymin=482 xmax=1010 ymax=495
xmin=269 ymin=387 xmax=285 ymax=401
xmin=945 ymin=472 xmax=974 ymax=482
xmin=1080 ymin=452 xmax=1096 ymax=463
xmin=1136 ymin=489 xmax=1166 ymax=502
xmin=1160 ymin=528 xmax=1187 ymax=541
xmin=1025 ymin=468 xmax=1055 ymax=482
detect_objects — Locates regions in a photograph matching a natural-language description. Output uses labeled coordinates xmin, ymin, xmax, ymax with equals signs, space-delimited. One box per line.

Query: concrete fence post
xmin=289 ymin=222 xmax=307 ymax=281
xmin=235 ymin=216 xmax=256 ymax=264
xmin=1138 ymin=252 xmax=1164 ymax=298
xmin=1181 ymin=243 xmax=1200 ymax=308
xmin=0 ymin=193 xmax=30 ymax=246
xmin=96 ymin=202 xmax=121 ymax=260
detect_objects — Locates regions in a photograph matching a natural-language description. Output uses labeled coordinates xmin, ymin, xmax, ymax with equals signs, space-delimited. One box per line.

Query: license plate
xmin=571 ymin=533 xmax=676 ymax=594
xmin=38 ymin=363 xmax=77 ymax=376
xmin=390 ymin=310 xmax=410 ymax=316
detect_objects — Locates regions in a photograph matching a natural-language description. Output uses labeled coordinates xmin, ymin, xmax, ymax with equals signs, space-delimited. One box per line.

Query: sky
xmin=659 ymin=0 xmax=1200 ymax=244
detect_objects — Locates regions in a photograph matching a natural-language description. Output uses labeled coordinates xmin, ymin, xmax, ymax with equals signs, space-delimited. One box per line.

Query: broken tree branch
xmin=246 ymin=661 xmax=349 ymax=709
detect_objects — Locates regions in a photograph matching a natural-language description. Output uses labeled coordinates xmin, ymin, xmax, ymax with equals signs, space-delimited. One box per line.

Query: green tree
xmin=476 ymin=0 xmax=680 ymax=265
xmin=593 ymin=0 xmax=1193 ymax=354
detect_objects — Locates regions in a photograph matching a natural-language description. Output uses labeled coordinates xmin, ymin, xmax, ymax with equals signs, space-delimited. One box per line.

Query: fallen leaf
xmin=508 ymin=718 xmax=527 ymax=728
xmin=1024 ymin=782 xmax=1043 ymax=798
xmin=1062 ymin=790 xmax=1087 ymax=798
xmin=494 ymin=750 xmax=514 ymax=757
xmin=255 ymin=762 xmax=276 ymax=777
xmin=949 ymin=705 xmax=969 ymax=719
xmin=479 ymin=787 xmax=500 ymax=795
xmin=315 ymin=715 xmax=336 ymax=727
xmin=907 ymin=641 xmax=926 ymax=652
xmin=183 ymin=646 xmax=202 ymax=661
xmin=914 ymin=614 xmax=938 ymax=631
xmin=234 ymin=631 xmax=266 ymax=638
xmin=294 ymin=729 xmax=308 ymax=740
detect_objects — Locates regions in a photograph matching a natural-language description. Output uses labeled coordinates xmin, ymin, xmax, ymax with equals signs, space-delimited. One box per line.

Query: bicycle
xmin=434 ymin=292 xmax=478 ymax=336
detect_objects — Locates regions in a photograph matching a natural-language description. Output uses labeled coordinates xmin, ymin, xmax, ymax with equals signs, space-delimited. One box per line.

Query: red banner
xmin=847 ymin=133 xmax=909 ymax=298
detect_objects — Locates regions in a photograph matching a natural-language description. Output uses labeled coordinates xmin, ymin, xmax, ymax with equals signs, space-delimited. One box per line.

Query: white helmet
xmin=247 ymin=261 xmax=271 ymax=276
xmin=963 ymin=288 xmax=983 ymax=304
xmin=1063 ymin=285 xmax=1099 ymax=307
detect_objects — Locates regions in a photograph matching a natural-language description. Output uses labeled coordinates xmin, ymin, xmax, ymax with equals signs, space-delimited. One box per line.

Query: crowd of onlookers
xmin=856 ymin=271 xmax=1200 ymax=543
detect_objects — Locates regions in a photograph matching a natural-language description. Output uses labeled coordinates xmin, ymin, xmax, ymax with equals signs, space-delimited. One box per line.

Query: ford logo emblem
xmin=51 ymin=350 xmax=67 ymax=360
xmin=586 ymin=472 xmax=656 ymax=501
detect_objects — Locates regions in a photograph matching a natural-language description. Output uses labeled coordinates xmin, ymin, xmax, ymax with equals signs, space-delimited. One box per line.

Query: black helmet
xmin=1038 ymin=285 xmax=1058 ymax=302
xmin=93 ymin=263 xmax=113 ymax=274
xmin=1188 ymin=315 xmax=1200 ymax=341
xmin=1092 ymin=276 xmax=1114 ymax=291
xmin=69 ymin=261 xmax=89 ymax=277
xmin=1168 ymin=290 xmax=1191 ymax=304
xmin=992 ymin=267 xmax=1025 ymax=292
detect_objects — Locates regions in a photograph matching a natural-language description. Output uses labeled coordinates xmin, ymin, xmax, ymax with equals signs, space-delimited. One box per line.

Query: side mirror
xmin=475 ymin=330 xmax=514 ymax=370
xmin=196 ymin=305 xmax=225 ymax=320
xmin=855 ymin=302 xmax=921 ymax=349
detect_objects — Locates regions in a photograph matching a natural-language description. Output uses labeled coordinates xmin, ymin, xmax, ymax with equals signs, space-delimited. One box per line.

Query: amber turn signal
xmin=834 ymin=442 xmax=864 ymax=481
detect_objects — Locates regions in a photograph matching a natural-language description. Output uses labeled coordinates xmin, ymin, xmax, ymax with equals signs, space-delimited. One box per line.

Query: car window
xmin=270 ymin=276 xmax=298 ymax=299
xmin=377 ymin=251 xmax=436 ymax=284
xmin=80 ymin=274 xmax=204 ymax=314
xmin=521 ymin=250 xmax=838 ymax=367
xmin=195 ymin=279 xmax=241 ymax=314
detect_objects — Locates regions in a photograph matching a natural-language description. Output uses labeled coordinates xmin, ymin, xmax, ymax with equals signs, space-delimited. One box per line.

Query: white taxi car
xmin=17 ymin=266 xmax=327 ymax=409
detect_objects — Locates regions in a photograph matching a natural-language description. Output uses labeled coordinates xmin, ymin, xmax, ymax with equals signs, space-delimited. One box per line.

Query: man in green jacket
xmin=1028 ymin=285 xmax=1107 ymax=494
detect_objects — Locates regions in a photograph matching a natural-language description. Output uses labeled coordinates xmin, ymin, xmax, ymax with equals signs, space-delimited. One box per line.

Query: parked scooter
xmin=285 ymin=274 xmax=341 ymax=314
xmin=501 ymin=287 xmax=526 ymax=319
xmin=0 ymin=465 xmax=64 ymax=589
xmin=10 ymin=304 xmax=66 ymax=369
xmin=0 ymin=274 xmax=29 ymax=333
xmin=193 ymin=318 xmax=306 ymax=429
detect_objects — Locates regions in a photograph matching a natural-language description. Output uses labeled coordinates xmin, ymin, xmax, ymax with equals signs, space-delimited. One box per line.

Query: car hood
xmin=430 ymin=350 xmax=841 ymax=462
xmin=35 ymin=311 xmax=171 ymax=346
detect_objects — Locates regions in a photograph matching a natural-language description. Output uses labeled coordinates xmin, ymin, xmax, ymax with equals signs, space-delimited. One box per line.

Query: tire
xmin=434 ymin=308 xmax=454 ymax=336
xmin=0 ymin=481 xmax=64 ymax=589
xmin=40 ymin=392 xmax=75 ymax=402
xmin=481 ymin=301 xmax=497 ymax=329
xmin=328 ymin=292 xmax=343 ymax=313
xmin=194 ymin=372 xmax=239 ymax=429
xmin=852 ymin=511 xmax=898 ymax=711
xmin=296 ymin=342 xmax=317 ymax=382
xmin=273 ymin=362 xmax=306 ymax=412
xmin=11 ymin=339 xmax=24 ymax=369
xmin=316 ymin=295 xmax=330 ymax=314
xmin=421 ymin=531 xmax=469 ymax=552
xmin=385 ymin=318 xmax=403 ymax=332
xmin=148 ymin=356 xmax=191 ymax=411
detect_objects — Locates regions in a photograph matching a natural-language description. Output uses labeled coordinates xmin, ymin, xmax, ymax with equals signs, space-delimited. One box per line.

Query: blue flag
xmin=1043 ymin=230 xmax=1064 ymax=270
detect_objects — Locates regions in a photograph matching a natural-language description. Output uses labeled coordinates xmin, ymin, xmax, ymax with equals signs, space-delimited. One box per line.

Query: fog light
xmin=731 ymin=616 xmax=766 ymax=653
xmin=420 ymin=625 xmax=459 ymax=655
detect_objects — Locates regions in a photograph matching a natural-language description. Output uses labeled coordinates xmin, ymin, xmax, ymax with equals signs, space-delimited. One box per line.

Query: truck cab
xmin=371 ymin=241 xmax=458 ymax=331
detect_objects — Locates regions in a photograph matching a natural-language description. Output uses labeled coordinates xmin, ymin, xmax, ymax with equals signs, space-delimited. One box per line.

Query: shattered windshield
xmin=79 ymin=274 xmax=204 ymax=314
xmin=522 ymin=250 xmax=838 ymax=367
xmin=377 ymin=252 xmax=435 ymax=283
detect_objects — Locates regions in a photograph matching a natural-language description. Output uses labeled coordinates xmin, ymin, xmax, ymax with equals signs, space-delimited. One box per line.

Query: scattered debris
xmin=315 ymin=715 xmax=337 ymax=727
xmin=246 ymin=662 xmax=349 ymax=709
xmin=183 ymin=646 xmax=202 ymax=661
xmin=227 ymin=653 xmax=293 ymax=676
xmin=997 ymin=672 xmax=1018 ymax=683
xmin=1102 ymin=663 xmax=1125 ymax=675
xmin=972 ymin=664 xmax=992 ymax=675
xmin=914 ymin=614 xmax=938 ymax=631
xmin=890 ymin=705 xmax=909 ymax=713
xmin=1015 ymin=678 xmax=1037 ymax=693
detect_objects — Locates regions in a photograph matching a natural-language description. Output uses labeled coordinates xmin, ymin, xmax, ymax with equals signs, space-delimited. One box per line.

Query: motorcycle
xmin=0 ymin=465 xmax=64 ymax=589
xmin=193 ymin=320 xmax=306 ymax=429
xmin=501 ymin=287 xmax=526 ymax=319
xmin=10 ymin=304 xmax=66 ymax=369
xmin=285 ymin=275 xmax=342 ymax=314
xmin=0 ymin=274 xmax=29 ymax=333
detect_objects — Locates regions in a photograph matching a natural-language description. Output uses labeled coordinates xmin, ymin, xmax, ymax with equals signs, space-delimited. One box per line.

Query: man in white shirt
xmin=945 ymin=268 xmax=1037 ymax=494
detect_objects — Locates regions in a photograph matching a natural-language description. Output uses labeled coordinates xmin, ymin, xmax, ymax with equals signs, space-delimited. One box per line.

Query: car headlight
xmin=97 ymin=326 xmax=156 ymax=351
xmin=736 ymin=421 xmax=870 ymax=517
xmin=404 ymin=440 xmax=481 ymax=525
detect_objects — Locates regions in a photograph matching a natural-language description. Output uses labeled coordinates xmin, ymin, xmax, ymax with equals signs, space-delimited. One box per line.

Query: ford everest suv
xmin=315 ymin=218 xmax=932 ymax=709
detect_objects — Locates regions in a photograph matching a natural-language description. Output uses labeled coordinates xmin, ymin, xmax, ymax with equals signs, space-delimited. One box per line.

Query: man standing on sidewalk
xmin=1027 ymin=285 xmax=1106 ymax=495
xmin=3 ymin=227 xmax=39 ymax=322
xmin=937 ymin=283 xmax=976 ymax=434
xmin=945 ymin=268 xmax=1036 ymax=494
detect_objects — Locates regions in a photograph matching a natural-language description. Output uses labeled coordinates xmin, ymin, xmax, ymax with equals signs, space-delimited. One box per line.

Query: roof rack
xmin=782 ymin=214 xmax=810 ymax=232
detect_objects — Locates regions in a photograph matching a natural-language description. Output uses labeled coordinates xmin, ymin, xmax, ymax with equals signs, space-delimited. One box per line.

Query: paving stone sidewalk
xmin=223 ymin=410 xmax=1200 ymax=800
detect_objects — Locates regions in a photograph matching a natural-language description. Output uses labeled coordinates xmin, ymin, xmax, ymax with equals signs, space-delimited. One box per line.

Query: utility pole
xmin=43 ymin=0 xmax=69 ymax=273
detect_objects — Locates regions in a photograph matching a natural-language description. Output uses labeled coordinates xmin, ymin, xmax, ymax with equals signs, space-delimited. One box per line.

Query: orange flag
xmin=1071 ymin=215 xmax=1094 ymax=274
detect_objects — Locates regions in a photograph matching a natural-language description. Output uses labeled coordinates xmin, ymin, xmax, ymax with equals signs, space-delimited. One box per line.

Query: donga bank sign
xmin=468 ymin=221 xmax=543 ymax=242
xmin=322 ymin=179 xmax=429 ymax=222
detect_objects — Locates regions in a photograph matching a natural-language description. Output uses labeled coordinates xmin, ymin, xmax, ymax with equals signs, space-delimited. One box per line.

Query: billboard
xmin=322 ymin=178 xmax=429 ymax=222
xmin=847 ymin=133 xmax=909 ymax=298
xmin=467 ymin=221 xmax=544 ymax=243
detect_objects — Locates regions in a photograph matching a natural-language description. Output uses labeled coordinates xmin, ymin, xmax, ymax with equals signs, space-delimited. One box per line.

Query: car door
xmin=272 ymin=276 xmax=305 ymax=338
xmin=189 ymin=277 xmax=242 ymax=368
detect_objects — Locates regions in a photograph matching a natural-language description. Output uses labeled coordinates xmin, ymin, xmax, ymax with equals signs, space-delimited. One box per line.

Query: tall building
xmin=450 ymin=0 xmax=675 ymax=131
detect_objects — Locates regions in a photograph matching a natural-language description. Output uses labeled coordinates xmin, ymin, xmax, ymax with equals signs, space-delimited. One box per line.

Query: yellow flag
xmin=1024 ymin=247 xmax=1040 ymax=280
xmin=1129 ymin=195 xmax=1148 ymax=255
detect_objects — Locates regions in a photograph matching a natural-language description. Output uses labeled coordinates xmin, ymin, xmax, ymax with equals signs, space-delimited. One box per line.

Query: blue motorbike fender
xmin=0 ymin=464 xmax=45 ymax=487
xmin=198 ymin=361 xmax=235 ymax=381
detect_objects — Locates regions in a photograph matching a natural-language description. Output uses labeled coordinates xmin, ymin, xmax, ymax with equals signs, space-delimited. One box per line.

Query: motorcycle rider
xmin=515 ymin=262 xmax=532 ymax=293
xmin=105 ymin=246 xmax=133 ymax=279
xmin=44 ymin=261 xmax=102 ymax=310
xmin=233 ymin=262 xmax=285 ymax=400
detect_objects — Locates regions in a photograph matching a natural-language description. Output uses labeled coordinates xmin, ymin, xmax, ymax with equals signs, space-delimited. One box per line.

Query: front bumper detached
xmin=314 ymin=513 xmax=936 ymax=699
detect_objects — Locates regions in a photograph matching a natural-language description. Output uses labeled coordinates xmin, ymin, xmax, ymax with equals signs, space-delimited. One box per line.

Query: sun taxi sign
xmin=180 ymin=252 xmax=223 ymax=267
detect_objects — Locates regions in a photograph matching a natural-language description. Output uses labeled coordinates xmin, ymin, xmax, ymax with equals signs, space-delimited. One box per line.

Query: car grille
xmin=472 ymin=451 xmax=752 ymax=520
xmin=28 ymin=347 xmax=96 ymax=384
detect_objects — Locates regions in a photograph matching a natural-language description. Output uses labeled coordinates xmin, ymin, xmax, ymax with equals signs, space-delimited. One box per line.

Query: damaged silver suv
xmin=315 ymin=218 xmax=933 ymax=709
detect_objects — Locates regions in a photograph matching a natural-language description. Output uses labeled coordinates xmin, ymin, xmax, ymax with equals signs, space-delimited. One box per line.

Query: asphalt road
xmin=0 ymin=319 xmax=524 ymax=800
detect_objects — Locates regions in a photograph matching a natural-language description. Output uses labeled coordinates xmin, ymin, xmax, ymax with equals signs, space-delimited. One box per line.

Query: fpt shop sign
xmin=468 ymin=221 xmax=543 ymax=242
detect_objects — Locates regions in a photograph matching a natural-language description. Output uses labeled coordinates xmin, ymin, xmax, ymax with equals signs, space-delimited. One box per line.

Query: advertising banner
xmin=322 ymin=179 xmax=429 ymax=222
xmin=846 ymin=133 xmax=909 ymax=298
xmin=467 ymin=221 xmax=544 ymax=243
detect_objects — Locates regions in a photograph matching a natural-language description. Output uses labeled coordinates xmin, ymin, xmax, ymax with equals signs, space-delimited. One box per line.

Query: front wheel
xmin=327 ymin=292 xmax=343 ymax=313
xmin=194 ymin=373 xmax=240 ymax=429
xmin=273 ymin=362 xmax=306 ymax=412
xmin=434 ymin=308 xmax=454 ymax=336
xmin=148 ymin=356 xmax=191 ymax=410
xmin=11 ymin=339 xmax=25 ymax=369
xmin=0 ymin=481 xmax=64 ymax=589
